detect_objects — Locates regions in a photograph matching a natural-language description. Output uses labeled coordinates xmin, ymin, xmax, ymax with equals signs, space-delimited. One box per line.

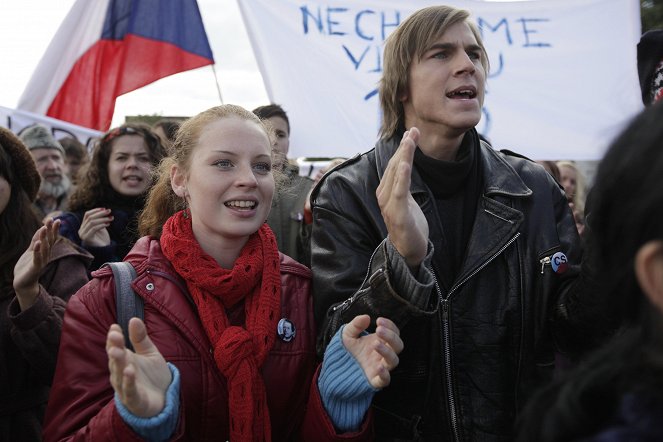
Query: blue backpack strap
xmin=105 ymin=261 xmax=144 ymax=352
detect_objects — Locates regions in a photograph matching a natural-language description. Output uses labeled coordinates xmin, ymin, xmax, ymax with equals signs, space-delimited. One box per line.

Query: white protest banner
xmin=238 ymin=0 xmax=642 ymax=160
xmin=0 ymin=106 xmax=102 ymax=150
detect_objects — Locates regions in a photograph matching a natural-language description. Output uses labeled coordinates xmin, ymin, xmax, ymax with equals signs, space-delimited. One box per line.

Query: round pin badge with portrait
xmin=277 ymin=318 xmax=296 ymax=342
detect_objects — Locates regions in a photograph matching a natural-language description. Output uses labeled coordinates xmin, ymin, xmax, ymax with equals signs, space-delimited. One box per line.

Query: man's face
xmin=30 ymin=148 xmax=67 ymax=185
xmin=65 ymin=155 xmax=87 ymax=182
xmin=153 ymin=125 xmax=173 ymax=151
xmin=266 ymin=116 xmax=290 ymax=157
xmin=283 ymin=322 xmax=293 ymax=336
xmin=401 ymin=22 xmax=486 ymax=138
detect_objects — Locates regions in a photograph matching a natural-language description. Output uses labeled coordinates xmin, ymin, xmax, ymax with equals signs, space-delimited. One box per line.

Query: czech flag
xmin=17 ymin=0 xmax=214 ymax=131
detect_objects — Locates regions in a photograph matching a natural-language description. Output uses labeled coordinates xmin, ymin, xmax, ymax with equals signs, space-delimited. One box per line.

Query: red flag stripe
xmin=46 ymin=35 xmax=212 ymax=130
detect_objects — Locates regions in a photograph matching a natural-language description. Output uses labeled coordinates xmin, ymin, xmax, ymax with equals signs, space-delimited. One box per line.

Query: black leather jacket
xmin=311 ymin=131 xmax=589 ymax=441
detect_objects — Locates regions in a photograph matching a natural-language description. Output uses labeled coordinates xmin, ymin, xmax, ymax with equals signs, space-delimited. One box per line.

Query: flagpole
xmin=211 ymin=65 xmax=224 ymax=104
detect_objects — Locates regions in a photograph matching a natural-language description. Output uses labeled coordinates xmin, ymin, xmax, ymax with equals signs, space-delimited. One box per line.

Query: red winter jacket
xmin=43 ymin=236 xmax=373 ymax=441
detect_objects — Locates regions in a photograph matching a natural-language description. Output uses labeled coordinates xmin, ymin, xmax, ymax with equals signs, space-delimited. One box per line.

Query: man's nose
xmin=46 ymin=157 xmax=61 ymax=169
xmin=454 ymin=53 xmax=476 ymax=75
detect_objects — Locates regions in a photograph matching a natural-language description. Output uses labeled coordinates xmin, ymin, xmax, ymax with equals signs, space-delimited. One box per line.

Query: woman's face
xmin=174 ymin=117 xmax=274 ymax=249
xmin=107 ymin=135 xmax=153 ymax=197
xmin=0 ymin=175 xmax=10 ymax=216
xmin=559 ymin=165 xmax=578 ymax=199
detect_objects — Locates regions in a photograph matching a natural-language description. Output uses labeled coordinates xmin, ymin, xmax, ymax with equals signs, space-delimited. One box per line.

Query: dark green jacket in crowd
xmin=267 ymin=164 xmax=314 ymax=267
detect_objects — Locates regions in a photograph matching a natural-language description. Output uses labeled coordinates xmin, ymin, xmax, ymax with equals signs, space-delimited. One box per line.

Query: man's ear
xmin=170 ymin=163 xmax=187 ymax=199
xmin=635 ymin=240 xmax=663 ymax=313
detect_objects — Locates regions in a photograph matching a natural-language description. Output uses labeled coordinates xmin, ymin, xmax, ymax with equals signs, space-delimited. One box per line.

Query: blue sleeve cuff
xmin=318 ymin=326 xmax=377 ymax=432
xmin=115 ymin=362 xmax=180 ymax=441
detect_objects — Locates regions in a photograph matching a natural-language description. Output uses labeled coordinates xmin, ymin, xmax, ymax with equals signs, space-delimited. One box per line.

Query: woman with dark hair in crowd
xmin=0 ymin=128 xmax=91 ymax=441
xmin=517 ymin=101 xmax=663 ymax=441
xmin=55 ymin=123 xmax=167 ymax=271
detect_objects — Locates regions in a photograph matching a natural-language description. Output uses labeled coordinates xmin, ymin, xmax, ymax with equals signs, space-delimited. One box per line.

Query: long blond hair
xmin=556 ymin=161 xmax=587 ymax=216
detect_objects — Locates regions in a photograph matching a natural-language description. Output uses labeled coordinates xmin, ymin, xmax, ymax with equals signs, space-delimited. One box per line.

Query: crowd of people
xmin=1 ymin=4 xmax=662 ymax=442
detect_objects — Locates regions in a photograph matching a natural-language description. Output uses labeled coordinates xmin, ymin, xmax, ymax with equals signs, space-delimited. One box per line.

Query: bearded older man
xmin=19 ymin=124 xmax=72 ymax=220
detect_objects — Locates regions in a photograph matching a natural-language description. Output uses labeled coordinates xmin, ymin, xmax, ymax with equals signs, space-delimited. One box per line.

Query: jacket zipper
xmin=436 ymin=232 xmax=521 ymax=442
xmin=538 ymin=245 xmax=564 ymax=275
xmin=434 ymin=272 xmax=461 ymax=442
xmin=332 ymin=240 xmax=383 ymax=313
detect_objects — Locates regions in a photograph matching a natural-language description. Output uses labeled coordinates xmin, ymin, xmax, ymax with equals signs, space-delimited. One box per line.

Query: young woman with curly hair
xmin=55 ymin=123 xmax=167 ymax=271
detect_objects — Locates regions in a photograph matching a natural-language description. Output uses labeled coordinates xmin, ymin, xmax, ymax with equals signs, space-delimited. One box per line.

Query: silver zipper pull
xmin=540 ymin=256 xmax=551 ymax=274
xmin=332 ymin=298 xmax=351 ymax=312
xmin=368 ymin=267 xmax=385 ymax=286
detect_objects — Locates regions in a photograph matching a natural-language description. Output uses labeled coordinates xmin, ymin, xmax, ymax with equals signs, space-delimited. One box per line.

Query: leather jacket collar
xmin=374 ymin=129 xmax=533 ymax=200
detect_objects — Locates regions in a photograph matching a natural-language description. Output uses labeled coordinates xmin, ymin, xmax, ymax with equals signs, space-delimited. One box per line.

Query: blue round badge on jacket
xmin=551 ymin=251 xmax=568 ymax=274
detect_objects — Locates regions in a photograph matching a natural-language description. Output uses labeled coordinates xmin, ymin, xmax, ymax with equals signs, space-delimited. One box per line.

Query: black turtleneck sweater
xmin=412 ymin=130 xmax=483 ymax=290
xmin=98 ymin=191 xmax=146 ymax=260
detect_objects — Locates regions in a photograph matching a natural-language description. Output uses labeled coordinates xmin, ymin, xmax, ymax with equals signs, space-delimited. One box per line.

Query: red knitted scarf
xmin=161 ymin=211 xmax=281 ymax=442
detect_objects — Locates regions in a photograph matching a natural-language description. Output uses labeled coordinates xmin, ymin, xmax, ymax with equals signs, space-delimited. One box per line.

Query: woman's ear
xmin=170 ymin=163 xmax=187 ymax=198
xmin=635 ymin=240 xmax=663 ymax=313
xmin=399 ymin=88 xmax=408 ymax=103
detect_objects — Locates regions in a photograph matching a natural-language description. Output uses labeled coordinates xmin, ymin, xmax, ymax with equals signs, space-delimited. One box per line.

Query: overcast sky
xmin=0 ymin=0 xmax=270 ymax=127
